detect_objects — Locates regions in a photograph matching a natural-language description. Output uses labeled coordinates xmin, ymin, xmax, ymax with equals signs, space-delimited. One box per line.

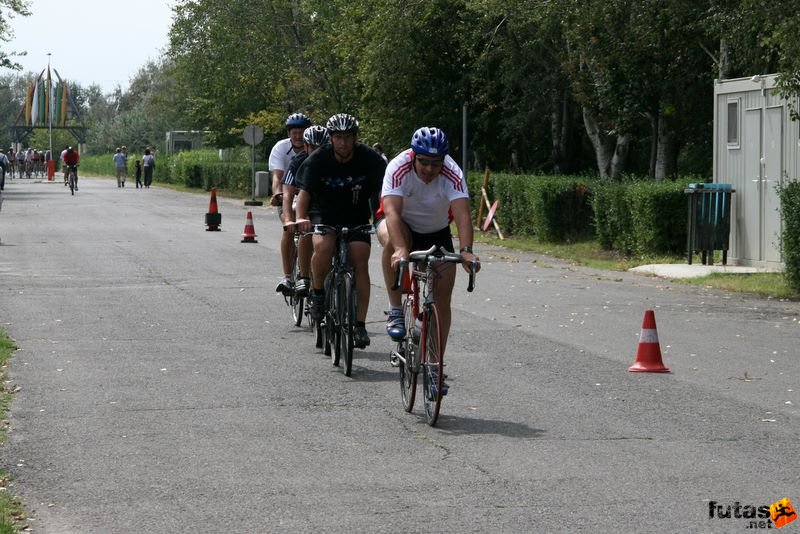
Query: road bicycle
xmin=312 ymin=223 xmax=374 ymax=377
xmin=67 ymin=165 xmax=78 ymax=195
xmin=390 ymin=245 xmax=476 ymax=426
xmin=284 ymin=230 xmax=315 ymax=330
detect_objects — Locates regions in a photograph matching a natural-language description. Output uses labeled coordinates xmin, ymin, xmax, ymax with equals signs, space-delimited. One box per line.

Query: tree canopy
xmin=3 ymin=0 xmax=800 ymax=178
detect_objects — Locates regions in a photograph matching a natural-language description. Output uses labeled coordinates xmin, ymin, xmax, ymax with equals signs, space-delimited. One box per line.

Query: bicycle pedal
xmin=389 ymin=352 xmax=401 ymax=367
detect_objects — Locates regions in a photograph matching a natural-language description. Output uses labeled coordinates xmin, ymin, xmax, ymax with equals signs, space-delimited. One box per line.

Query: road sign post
xmin=243 ymin=125 xmax=264 ymax=206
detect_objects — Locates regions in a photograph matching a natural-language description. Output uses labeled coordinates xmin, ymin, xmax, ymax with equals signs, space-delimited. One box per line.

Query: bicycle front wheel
xmin=340 ymin=271 xmax=356 ymax=377
xmin=421 ymin=303 xmax=444 ymax=426
xmin=325 ymin=274 xmax=339 ymax=365
xmin=399 ymin=295 xmax=417 ymax=412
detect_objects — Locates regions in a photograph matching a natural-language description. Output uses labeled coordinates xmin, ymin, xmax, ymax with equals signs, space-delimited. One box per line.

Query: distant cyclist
xmin=63 ymin=146 xmax=80 ymax=190
xmin=15 ymin=149 xmax=25 ymax=179
xmin=375 ymin=127 xmax=480 ymax=354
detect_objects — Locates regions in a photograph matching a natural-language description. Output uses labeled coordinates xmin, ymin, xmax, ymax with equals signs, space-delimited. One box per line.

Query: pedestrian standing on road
xmin=142 ymin=149 xmax=155 ymax=188
xmin=113 ymin=148 xmax=127 ymax=188
xmin=271 ymin=112 xmax=312 ymax=296
xmin=0 ymin=149 xmax=9 ymax=191
xmin=295 ymin=113 xmax=386 ymax=349
xmin=121 ymin=145 xmax=129 ymax=178
xmin=134 ymin=160 xmax=143 ymax=188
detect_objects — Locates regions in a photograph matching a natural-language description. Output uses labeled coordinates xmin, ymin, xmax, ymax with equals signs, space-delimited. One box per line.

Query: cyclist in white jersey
xmin=376 ymin=127 xmax=480 ymax=351
xmin=271 ymin=113 xmax=312 ymax=295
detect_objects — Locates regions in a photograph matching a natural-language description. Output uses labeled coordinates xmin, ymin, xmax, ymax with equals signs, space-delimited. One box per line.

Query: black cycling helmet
xmin=303 ymin=125 xmax=330 ymax=147
xmin=410 ymin=127 xmax=449 ymax=157
xmin=325 ymin=113 xmax=359 ymax=134
xmin=285 ymin=113 xmax=312 ymax=129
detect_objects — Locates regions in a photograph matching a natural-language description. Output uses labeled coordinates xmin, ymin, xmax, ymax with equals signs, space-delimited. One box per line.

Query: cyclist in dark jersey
xmin=281 ymin=125 xmax=330 ymax=298
xmin=295 ymin=113 xmax=386 ymax=348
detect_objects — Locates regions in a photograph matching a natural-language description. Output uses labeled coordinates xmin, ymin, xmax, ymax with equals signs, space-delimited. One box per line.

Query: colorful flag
xmin=37 ymin=79 xmax=45 ymax=125
xmin=46 ymin=67 xmax=53 ymax=126
xmin=25 ymin=82 xmax=33 ymax=126
xmin=31 ymin=77 xmax=39 ymax=125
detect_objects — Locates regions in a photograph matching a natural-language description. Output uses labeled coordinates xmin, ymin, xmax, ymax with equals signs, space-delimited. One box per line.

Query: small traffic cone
xmin=205 ymin=187 xmax=222 ymax=231
xmin=241 ymin=211 xmax=258 ymax=243
xmin=628 ymin=309 xmax=670 ymax=373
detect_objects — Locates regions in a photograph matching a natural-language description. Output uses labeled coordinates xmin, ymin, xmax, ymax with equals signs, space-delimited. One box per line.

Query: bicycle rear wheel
xmin=289 ymin=250 xmax=303 ymax=327
xmin=340 ymin=271 xmax=356 ymax=377
xmin=421 ymin=303 xmax=444 ymax=426
xmin=69 ymin=172 xmax=75 ymax=195
xmin=399 ymin=295 xmax=417 ymax=412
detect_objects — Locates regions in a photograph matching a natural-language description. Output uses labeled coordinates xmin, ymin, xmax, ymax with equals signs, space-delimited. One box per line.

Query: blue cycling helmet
xmin=303 ymin=125 xmax=330 ymax=147
xmin=285 ymin=113 xmax=312 ymax=129
xmin=410 ymin=127 xmax=448 ymax=157
xmin=325 ymin=113 xmax=359 ymax=134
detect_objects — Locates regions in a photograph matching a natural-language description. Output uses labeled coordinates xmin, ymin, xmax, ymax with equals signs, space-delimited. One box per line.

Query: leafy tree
xmin=169 ymin=0 xmax=315 ymax=146
xmin=0 ymin=0 xmax=31 ymax=70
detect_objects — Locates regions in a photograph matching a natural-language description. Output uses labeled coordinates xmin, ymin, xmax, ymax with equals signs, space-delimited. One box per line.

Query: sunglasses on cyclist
xmin=415 ymin=156 xmax=444 ymax=167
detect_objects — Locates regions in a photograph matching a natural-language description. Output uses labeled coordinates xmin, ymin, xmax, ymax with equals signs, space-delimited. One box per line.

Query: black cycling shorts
xmin=310 ymin=215 xmax=372 ymax=245
xmin=409 ymin=225 xmax=454 ymax=253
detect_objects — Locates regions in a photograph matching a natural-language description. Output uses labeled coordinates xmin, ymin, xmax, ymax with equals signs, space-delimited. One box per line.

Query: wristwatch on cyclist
xmin=459 ymin=245 xmax=473 ymax=254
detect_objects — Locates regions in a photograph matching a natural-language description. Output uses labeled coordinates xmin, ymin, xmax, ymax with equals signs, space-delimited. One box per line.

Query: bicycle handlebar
xmin=391 ymin=246 xmax=477 ymax=293
xmin=311 ymin=223 xmax=375 ymax=236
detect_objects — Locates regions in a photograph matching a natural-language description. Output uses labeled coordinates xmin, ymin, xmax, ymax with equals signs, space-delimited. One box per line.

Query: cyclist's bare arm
xmin=450 ymin=197 xmax=480 ymax=272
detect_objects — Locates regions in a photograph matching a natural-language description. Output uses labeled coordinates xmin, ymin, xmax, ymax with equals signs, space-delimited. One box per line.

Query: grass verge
xmin=0 ymin=328 xmax=25 ymax=533
xmin=474 ymin=233 xmax=799 ymax=300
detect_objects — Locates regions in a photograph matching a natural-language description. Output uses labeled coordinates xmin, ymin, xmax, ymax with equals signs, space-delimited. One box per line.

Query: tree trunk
xmin=609 ymin=134 xmax=630 ymax=180
xmin=719 ymin=37 xmax=731 ymax=80
xmin=649 ymin=112 xmax=658 ymax=178
xmin=582 ymin=106 xmax=615 ymax=178
xmin=550 ymin=86 xmax=576 ymax=174
xmin=654 ymin=112 xmax=678 ymax=181
xmin=550 ymin=93 xmax=563 ymax=173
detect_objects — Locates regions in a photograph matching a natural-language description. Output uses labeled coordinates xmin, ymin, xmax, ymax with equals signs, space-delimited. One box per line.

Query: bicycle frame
xmin=313 ymin=223 xmax=374 ymax=376
xmin=391 ymin=245 xmax=477 ymax=425
xmin=284 ymin=230 xmax=311 ymax=329
xmin=68 ymin=166 xmax=77 ymax=195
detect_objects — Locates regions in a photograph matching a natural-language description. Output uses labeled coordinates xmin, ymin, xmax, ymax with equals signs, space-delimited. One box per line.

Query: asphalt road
xmin=0 ymin=176 xmax=798 ymax=533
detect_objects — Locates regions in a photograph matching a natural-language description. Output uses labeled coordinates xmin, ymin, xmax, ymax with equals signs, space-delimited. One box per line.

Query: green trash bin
xmin=685 ymin=183 xmax=735 ymax=265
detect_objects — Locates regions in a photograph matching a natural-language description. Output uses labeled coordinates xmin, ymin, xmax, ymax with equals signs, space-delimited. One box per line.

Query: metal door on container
xmin=742 ymin=107 xmax=783 ymax=264
xmin=741 ymin=109 xmax=761 ymax=262
xmin=763 ymin=106 xmax=782 ymax=263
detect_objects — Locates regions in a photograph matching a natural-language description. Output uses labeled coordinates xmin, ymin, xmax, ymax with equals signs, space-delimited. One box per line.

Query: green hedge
xmin=78 ymin=149 xmax=266 ymax=196
xmin=467 ymin=172 xmax=595 ymax=242
xmin=467 ymin=172 xmax=693 ymax=256
xmin=592 ymin=178 xmax=692 ymax=255
xmin=779 ymin=181 xmax=800 ymax=291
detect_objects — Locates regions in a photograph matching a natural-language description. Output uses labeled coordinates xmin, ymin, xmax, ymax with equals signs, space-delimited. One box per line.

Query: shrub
xmin=779 ymin=180 xmax=800 ymax=291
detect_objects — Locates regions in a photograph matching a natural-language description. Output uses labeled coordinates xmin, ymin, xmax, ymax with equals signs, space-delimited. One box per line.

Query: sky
xmin=6 ymin=0 xmax=175 ymax=93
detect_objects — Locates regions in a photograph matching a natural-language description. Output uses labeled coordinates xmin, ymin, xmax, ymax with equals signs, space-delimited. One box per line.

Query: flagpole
xmin=47 ymin=53 xmax=53 ymax=159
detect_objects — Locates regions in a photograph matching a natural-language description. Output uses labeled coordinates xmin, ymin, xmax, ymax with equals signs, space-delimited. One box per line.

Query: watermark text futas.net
xmin=708 ymin=499 xmax=797 ymax=529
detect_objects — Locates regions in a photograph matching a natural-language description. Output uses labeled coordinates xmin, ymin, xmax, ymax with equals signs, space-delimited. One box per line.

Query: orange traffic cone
xmin=241 ymin=211 xmax=258 ymax=243
xmin=205 ymin=187 xmax=222 ymax=231
xmin=628 ymin=310 xmax=670 ymax=373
